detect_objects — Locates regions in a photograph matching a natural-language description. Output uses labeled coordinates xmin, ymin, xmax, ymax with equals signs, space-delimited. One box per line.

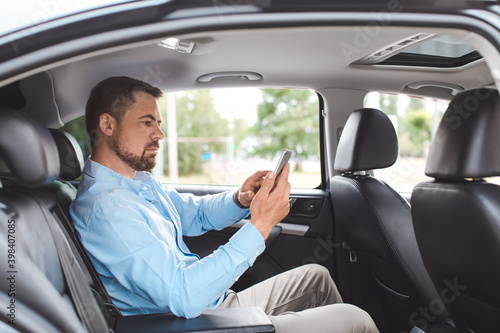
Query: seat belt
xmin=30 ymin=194 xmax=111 ymax=333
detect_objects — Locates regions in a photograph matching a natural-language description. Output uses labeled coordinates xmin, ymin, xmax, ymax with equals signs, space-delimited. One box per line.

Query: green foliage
xmin=61 ymin=88 xmax=319 ymax=178
xmin=251 ymin=89 xmax=319 ymax=170
xmin=407 ymin=109 xmax=432 ymax=138
xmin=398 ymin=107 xmax=432 ymax=157
xmin=163 ymin=90 xmax=234 ymax=176
xmin=60 ymin=116 xmax=91 ymax=160
xmin=373 ymin=93 xmax=432 ymax=158
xmin=408 ymin=97 xmax=425 ymax=111
xmin=378 ymin=94 xmax=398 ymax=116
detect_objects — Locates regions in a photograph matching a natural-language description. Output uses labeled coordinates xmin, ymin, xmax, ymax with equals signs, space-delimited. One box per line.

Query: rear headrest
xmin=0 ymin=110 xmax=59 ymax=187
xmin=49 ymin=129 xmax=84 ymax=181
xmin=425 ymin=87 xmax=500 ymax=179
xmin=334 ymin=108 xmax=398 ymax=172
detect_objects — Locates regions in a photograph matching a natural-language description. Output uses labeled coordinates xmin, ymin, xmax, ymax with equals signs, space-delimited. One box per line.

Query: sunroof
xmin=400 ymin=35 xmax=476 ymax=58
xmin=355 ymin=34 xmax=482 ymax=68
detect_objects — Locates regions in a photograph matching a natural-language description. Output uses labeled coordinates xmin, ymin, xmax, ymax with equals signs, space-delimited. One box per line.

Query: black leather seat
xmin=0 ymin=109 xmax=109 ymax=332
xmin=47 ymin=128 xmax=123 ymax=323
xmin=331 ymin=108 xmax=447 ymax=332
xmin=47 ymin=128 xmax=85 ymax=214
xmin=0 ymin=110 xmax=274 ymax=332
xmin=412 ymin=87 xmax=500 ymax=333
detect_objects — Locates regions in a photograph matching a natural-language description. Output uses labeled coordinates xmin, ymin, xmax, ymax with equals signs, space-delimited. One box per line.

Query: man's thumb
xmin=260 ymin=172 xmax=275 ymax=193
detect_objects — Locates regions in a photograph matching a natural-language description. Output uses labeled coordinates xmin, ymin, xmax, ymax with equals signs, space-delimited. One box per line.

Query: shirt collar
xmin=83 ymin=158 xmax=145 ymax=194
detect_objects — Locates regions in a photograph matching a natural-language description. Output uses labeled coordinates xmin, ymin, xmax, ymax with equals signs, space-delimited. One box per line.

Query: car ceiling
xmin=0 ymin=17 xmax=498 ymax=128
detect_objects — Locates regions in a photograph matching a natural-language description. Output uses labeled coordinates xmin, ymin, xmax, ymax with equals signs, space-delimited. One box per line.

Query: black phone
xmin=272 ymin=149 xmax=292 ymax=190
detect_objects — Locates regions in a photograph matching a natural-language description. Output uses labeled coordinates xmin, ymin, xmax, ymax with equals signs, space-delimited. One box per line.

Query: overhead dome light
xmin=354 ymin=33 xmax=435 ymax=64
xmin=158 ymin=38 xmax=195 ymax=54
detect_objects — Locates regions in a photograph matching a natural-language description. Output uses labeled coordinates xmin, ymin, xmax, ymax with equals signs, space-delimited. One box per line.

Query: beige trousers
xmin=220 ymin=264 xmax=379 ymax=333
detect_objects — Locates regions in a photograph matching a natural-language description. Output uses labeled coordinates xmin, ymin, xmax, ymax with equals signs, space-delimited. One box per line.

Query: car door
xmin=179 ymin=185 xmax=334 ymax=292
xmin=146 ymin=87 xmax=337 ymax=292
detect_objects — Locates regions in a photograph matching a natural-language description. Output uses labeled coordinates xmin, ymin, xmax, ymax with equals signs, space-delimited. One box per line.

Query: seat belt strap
xmin=31 ymin=195 xmax=111 ymax=333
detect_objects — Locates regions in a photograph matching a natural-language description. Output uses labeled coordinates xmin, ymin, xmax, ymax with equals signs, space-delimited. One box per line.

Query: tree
xmin=397 ymin=96 xmax=432 ymax=157
xmin=406 ymin=109 xmax=432 ymax=156
xmin=378 ymin=94 xmax=398 ymax=116
xmin=163 ymin=90 xmax=232 ymax=176
xmin=251 ymin=89 xmax=319 ymax=170
xmin=60 ymin=116 xmax=91 ymax=161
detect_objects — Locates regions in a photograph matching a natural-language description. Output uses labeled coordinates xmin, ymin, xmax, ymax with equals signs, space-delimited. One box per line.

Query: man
xmin=70 ymin=76 xmax=379 ymax=332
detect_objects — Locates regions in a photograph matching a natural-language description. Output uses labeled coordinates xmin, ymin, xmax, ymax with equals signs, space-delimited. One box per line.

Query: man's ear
xmin=99 ymin=113 xmax=116 ymax=136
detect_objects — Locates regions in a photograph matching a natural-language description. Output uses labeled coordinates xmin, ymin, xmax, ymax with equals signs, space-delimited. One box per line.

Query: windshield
xmin=0 ymin=0 xmax=134 ymax=36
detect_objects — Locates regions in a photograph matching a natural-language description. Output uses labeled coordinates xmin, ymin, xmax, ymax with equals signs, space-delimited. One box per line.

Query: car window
xmin=364 ymin=92 xmax=448 ymax=193
xmin=1 ymin=0 xmax=133 ymax=37
xmin=62 ymin=88 xmax=321 ymax=188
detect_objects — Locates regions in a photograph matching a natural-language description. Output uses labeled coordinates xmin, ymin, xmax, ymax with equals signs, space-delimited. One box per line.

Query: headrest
xmin=49 ymin=129 xmax=84 ymax=181
xmin=0 ymin=110 xmax=59 ymax=187
xmin=334 ymin=108 xmax=398 ymax=172
xmin=425 ymin=87 xmax=500 ymax=179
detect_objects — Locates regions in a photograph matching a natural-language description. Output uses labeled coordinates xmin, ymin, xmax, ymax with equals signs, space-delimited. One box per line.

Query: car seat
xmin=331 ymin=108 xmax=449 ymax=332
xmin=0 ymin=109 xmax=110 ymax=332
xmin=412 ymin=87 xmax=500 ymax=333
xmin=0 ymin=109 xmax=274 ymax=332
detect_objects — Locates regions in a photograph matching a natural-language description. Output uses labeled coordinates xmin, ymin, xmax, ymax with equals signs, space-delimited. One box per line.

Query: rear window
xmin=364 ymin=92 xmax=447 ymax=192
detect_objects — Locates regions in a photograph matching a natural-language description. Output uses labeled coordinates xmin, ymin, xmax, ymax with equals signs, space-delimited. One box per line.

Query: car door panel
xmin=176 ymin=185 xmax=335 ymax=291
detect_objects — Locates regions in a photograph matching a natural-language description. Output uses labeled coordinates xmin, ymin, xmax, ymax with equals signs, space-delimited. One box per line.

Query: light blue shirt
xmin=70 ymin=159 xmax=265 ymax=318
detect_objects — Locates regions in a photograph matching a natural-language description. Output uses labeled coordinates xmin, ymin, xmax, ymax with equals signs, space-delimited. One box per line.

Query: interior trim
xmin=229 ymin=219 xmax=310 ymax=236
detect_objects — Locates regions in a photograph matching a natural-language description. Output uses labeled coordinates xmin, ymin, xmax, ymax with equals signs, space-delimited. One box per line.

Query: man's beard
xmin=111 ymin=137 xmax=160 ymax=172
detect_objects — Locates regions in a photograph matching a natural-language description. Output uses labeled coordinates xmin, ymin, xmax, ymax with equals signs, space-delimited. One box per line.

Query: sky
xmin=1 ymin=0 xmax=128 ymax=35
xmin=210 ymin=87 xmax=262 ymax=125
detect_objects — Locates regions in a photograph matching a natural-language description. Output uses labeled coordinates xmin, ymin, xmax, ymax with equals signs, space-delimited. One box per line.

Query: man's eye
xmin=143 ymin=121 xmax=151 ymax=126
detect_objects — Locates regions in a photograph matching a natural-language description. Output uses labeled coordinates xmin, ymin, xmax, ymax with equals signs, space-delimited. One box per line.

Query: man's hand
xmin=236 ymin=170 xmax=270 ymax=208
xmin=249 ymin=163 xmax=291 ymax=240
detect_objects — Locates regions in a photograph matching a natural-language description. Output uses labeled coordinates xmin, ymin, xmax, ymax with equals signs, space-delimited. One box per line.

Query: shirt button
xmin=143 ymin=186 xmax=148 ymax=191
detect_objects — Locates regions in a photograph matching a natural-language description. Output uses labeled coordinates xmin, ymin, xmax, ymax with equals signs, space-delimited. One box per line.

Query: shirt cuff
xmin=229 ymin=221 xmax=265 ymax=262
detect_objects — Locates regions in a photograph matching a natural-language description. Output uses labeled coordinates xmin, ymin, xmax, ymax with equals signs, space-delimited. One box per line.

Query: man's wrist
xmin=233 ymin=189 xmax=248 ymax=209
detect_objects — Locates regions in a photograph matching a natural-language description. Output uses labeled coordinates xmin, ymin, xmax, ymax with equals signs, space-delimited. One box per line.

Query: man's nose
xmin=153 ymin=124 xmax=165 ymax=140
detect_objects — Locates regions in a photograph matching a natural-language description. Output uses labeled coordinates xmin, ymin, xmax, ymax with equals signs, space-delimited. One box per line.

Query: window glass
xmin=1 ymin=0 xmax=132 ymax=37
xmin=156 ymin=88 xmax=320 ymax=188
xmin=62 ymin=88 xmax=321 ymax=188
xmin=364 ymin=92 xmax=448 ymax=193
xmin=401 ymin=35 xmax=476 ymax=58
xmin=60 ymin=116 xmax=91 ymax=161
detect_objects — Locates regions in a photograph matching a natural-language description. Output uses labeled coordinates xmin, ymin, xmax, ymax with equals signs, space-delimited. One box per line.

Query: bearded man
xmin=70 ymin=76 xmax=379 ymax=333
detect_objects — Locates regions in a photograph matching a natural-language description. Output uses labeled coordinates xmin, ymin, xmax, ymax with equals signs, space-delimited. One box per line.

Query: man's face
xmin=110 ymin=91 xmax=165 ymax=171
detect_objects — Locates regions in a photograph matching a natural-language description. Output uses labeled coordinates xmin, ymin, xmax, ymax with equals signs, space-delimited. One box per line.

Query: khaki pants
xmin=220 ymin=264 xmax=379 ymax=333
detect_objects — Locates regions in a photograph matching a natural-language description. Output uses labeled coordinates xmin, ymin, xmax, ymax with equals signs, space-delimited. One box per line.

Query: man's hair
xmin=85 ymin=76 xmax=163 ymax=147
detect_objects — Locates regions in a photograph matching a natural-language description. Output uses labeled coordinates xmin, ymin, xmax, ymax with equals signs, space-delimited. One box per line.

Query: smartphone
xmin=272 ymin=149 xmax=292 ymax=190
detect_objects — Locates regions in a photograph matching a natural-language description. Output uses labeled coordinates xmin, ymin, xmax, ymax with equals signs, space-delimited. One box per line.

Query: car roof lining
xmin=0 ymin=18 xmax=499 ymax=127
